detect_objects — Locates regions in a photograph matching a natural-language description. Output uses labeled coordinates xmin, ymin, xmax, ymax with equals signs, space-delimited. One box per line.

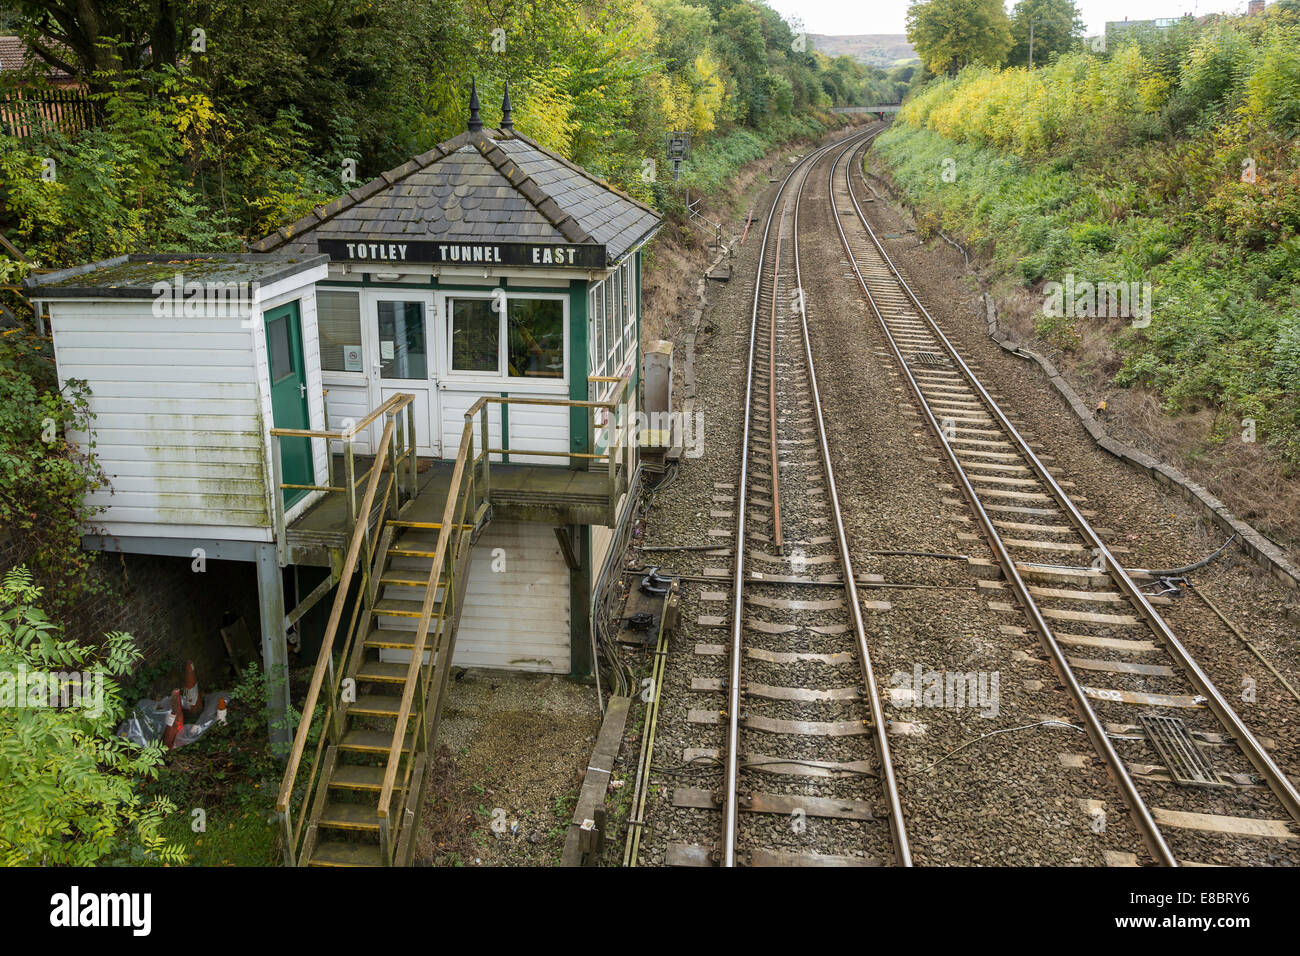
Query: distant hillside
xmin=810 ymin=34 xmax=918 ymax=69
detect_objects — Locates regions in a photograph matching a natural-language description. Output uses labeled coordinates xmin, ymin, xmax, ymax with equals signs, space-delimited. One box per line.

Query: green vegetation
xmin=0 ymin=568 xmax=184 ymax=865
xmin=0 ymin=324 xmax=106 ymax=607
xmin=906 ymin=0 xmax=1015 ymax=76
xmin=142 ymin=662 xmax=302 ymax=867
xmin=0 ymin=0 xmax=904 ymax=270
xmin=875 ymin=9 xmax=1300 ymax=466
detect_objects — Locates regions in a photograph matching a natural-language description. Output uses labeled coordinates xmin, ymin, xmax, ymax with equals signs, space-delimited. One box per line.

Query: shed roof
xmin=249 ymin=128 xmax=662 ymax=267
xmin=26 ymin=253 xmax=328 ymax=299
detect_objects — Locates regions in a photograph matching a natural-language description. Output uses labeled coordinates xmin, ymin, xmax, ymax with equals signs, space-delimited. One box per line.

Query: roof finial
xmin=501 ymin=81 xmax=514 ymax=131
xmin=468 ymin=78 xmax=482 ymax=133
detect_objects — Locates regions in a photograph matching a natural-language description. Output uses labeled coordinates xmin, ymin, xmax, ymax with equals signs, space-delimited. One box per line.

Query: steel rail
xmin=839 ymin=135 xmax=1300 ymax=859
xmin=840 ymin=140 xmax=1300 ymax=831
xmin=768 ymin=217 xmax=785 ymax=552
xmin=722 ymin=125 xmax=880 ymax=867
xmin=828 ymin=139 xmax=1181 ymax=865
xmin=790 ymin=130 xmax=912 ymax=864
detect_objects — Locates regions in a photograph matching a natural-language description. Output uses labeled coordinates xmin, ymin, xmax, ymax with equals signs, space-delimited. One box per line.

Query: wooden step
xmin=356 ymin=660 xmax=411 ymax=683
xmin=364 ymin=627 xmax=442 ymax=651
xmin=349 ymin=693 xmax=409 ymax=719
xmin=379 ymin=575 xmax=435 ymax=588
xmin=329 ymin=763 xmax=409 ymax=793
xmin=310 ymin=841 xmax=383 ymax=867
xmin=318 ymin=799 xmax=381 ymax=832
xmin=374 ymin=597 xmax=441 ymax=618
xmin=339 ymin=728 xmax=412 ymax=754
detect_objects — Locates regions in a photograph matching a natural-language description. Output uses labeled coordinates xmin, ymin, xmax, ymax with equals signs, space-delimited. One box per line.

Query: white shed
xmin=30 ymin=254 xmax=331 ymax=548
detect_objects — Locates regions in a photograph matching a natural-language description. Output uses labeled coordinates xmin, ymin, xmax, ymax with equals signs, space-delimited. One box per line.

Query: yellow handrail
xmin=376 ymin=415 xmax=476 ymax=823
xmin=276 ymin=414 xmax=397 ymax=819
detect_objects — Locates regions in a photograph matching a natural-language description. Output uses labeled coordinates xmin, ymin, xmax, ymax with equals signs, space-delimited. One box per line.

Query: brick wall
xmin=1 ymin=539 xmax=262 ymax=697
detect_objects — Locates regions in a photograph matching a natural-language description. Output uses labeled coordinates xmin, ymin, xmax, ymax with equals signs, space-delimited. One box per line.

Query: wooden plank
xmin=744 ymin=715 xmax=869 ymax=736
xmin=1150 ymin=808 xmax=1298 ymax=841
xmin=1042 ymin=607 xmax=1138 ymax=626
xmin=666 ymin=843 xmax=714 ymax=867
xmin=746 ymin=682 xmax=859 ymax=702
xmin=746 ymin=647 xmax=854 ymax=666
xmin=672 ymin=788 xmax=876 ymax=821
xmin=743 ymin=753 xmax=875 ymax=778
xmin=751 ymin=848 xmax=882 ymax=867
xmin=560 ymin=695 xmax=631 ymax=866
xmin=1067 ymin=657 xmax=1174 ymax=677
xmin=1054 ymin=631 xmax=1157 ymax=653
xmin=1083 ymin=686 xmax=1203 ymax=708
xmin=746 ymin=594 xmax=844 ymax=611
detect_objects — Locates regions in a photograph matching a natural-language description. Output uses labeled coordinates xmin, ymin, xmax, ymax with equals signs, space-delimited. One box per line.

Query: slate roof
xmin=250 ymin=128 xmax=662 ymax=266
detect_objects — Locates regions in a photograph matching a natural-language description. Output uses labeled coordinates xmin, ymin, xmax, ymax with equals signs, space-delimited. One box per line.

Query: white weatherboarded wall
xmin=456 ymin=522 xmax=570 ymax=672
xmin=379 ymin=522 xmax=571 ymax=673
xmin=48 ymin=267 xmax=328 ymax=543
xmin=52 ymin=301 xmax=275 ymax=542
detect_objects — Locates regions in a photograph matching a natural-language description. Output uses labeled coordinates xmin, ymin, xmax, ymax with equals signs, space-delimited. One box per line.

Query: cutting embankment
xmin=868 ymin=15 xmax=1300 ymax=563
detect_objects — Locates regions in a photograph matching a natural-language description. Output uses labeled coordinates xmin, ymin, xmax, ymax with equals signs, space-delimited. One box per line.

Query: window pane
xmin=588 ymin=289 xmax=600 ymax=375
xmin=624 ymin=261 xmax=636 ymax=355
xmin=268 ymin=315 xmax=294 ymax=382
xmin=508 ymin=298 xmax=563 ymax=378
xmin=317 ymin=290 xmax=362 ymax=372
xmin=604 ymin=279 xmax=616 ymax=372
xmin=451 ymin=298 xmax=498 ymax=373
xmin=591 ymin=283 xmax=605 ymax=376
xmin=377 ymin=300 xmax=427 ymax=379
xmin=624 ymin=261 xmax=634 ymax=329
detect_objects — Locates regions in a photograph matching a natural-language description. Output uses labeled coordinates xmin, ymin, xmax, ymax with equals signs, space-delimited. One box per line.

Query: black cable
xmin=1140 ymin=532 xmax=1238 ymax=577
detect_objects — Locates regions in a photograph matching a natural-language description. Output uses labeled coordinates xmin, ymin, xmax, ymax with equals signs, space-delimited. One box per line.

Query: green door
xmin=266 ymin=301 xmax=312 ymax=509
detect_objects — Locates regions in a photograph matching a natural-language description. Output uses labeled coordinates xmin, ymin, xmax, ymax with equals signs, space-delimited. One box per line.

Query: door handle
xmin=299 ymin=382 xmax=307 ymax=398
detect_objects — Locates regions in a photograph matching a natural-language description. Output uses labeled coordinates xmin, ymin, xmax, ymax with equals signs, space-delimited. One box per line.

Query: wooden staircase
xmin=302 ymin=520 xmax=476 ymax=867
xmin=277 ymin=400 xmax=490 ymax=866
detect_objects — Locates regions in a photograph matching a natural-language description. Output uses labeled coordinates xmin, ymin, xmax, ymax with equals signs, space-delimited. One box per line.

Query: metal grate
xmin=1139 ymin=713 xmax=1227 ymax=788
xmin=908 ymin=351 xmax=950 ymax=368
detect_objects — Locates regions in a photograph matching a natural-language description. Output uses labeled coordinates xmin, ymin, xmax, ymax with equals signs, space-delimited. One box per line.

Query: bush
xmin=0 ymin=568 xmax=184 ymax=865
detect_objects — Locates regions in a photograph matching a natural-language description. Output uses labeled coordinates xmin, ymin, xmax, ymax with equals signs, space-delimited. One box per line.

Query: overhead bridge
xmin=833 ymin=105 xmax=900 ymax=114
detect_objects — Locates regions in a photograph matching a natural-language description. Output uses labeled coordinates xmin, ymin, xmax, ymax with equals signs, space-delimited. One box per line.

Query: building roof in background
xmin=0 ymin=36 xmax=74 ymax=79
xmin=250 ymin=127 xmax=662 ymax=267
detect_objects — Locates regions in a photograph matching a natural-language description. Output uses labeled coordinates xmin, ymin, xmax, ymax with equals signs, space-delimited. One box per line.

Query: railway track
xmin=828 ymin=136 xmax=1300 ymax=866
xmin=670 ymin=126 xmax=910 ymax=868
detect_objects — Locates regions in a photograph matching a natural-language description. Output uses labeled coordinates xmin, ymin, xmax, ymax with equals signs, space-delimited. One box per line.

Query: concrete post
xmin=255 ymin=543 xmax=291 ymax=751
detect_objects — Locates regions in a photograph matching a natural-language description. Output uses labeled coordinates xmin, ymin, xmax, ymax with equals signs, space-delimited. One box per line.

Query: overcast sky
xmin=766 ymin=0 xmax=1248 ymax=37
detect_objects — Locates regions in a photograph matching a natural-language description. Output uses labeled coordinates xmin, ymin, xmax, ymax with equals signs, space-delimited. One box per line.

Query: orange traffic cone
xmin=162 ymin=690 xmax=184 ymax=749
xmin=180 ymin=660 xmax=204 ymax=718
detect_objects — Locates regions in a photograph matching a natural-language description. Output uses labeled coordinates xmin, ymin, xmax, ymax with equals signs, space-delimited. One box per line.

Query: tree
xmin=0 ymin=567 xmax=183 ymax=865
xmin=906 ymin=0 xmax=1014 ymax=76
xmin=1007 ymin=0 xmax=1084 ymax=68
